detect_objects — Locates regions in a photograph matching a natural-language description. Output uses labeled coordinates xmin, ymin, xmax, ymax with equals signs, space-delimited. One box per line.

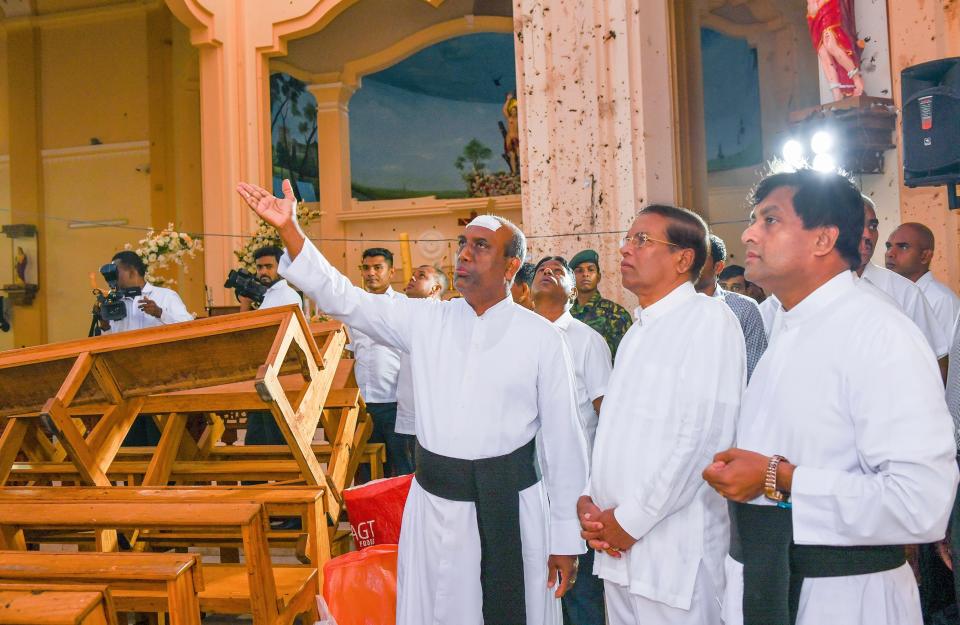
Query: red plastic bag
xmin=322 ymin=544 xmax=398 ymax=625
xmin=343 ymin=474 xmax=413 ymax=548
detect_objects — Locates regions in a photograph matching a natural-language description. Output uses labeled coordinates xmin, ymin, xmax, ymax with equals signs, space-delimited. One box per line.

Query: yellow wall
xmin=0 ymin=7 xmax=203 ymax=348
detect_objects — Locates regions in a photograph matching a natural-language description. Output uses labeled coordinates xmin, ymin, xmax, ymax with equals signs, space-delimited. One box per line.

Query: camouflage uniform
xmin=570 ymin=291 xmax=633 ymax=360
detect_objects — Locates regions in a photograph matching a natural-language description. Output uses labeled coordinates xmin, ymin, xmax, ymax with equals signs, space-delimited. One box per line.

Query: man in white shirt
xmin=511 ymin=261 xmax=536 ymax=310
xmin=99 ymin=250 xmax=193 ymax=445
xmin=695 ymin=234 xmax=767 ymax=381
xmin=394 ymin=265 xmax=447 ymax=458
xmin=703 ymin=168 xmax=958 ymax=625
xmin=531 ymin=255 xmax=611 ymax=625
xmin=856 ymin=197 xmax=948 ymax=359
xmin=238 ymin=245 xmax=304 ymax=446
xmin=350 ymin=247 xmax=405 ymax=478
xmin=886 ymin=222 xmax=960 ymax=343
xmin=237 ymin=179 xmax=587 ymax=625
xmin=579 ymin=204 xmax=745 ymax=625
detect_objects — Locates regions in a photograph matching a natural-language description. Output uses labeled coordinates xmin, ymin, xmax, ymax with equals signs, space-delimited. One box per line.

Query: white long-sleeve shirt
xmin=723 ymin=270 xmax=958 ymax=625
xmin=916 ymin=271 xmax=960 ymax=344
xmin=281 ymin=240 xmax=588 ymax=625
xmin=345 ymin=287 xmax=402 ymax=403
xmin=259 ymin=279 xmax=302 ymax=310
xmin=861 ymin=262 xmax=948 ymax=357
xmin=589 ymin=282 xmax=745 ymax=610
xmin=101 ymin=282 xmax=193 ymax=334
xmin=553 ymin=311 xmax=610 ymax=458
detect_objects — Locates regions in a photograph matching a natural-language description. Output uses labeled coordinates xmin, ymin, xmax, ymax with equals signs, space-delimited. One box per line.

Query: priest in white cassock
xmin=703 ymin=168 xmax=958 ymax=625
xmin=237 ymin=179 xmax=588 ymax=625
xmin=579 ymin=204 xmax=746 ymax=625
xmin=530 ymin=255 xmax=612 ymax=625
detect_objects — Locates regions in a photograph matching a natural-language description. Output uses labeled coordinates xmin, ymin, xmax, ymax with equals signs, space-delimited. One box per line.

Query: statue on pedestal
xmin=501 ymin=92 xmax=520 ymax=176
xmin=14 ymin=247 xmax=26 ymax=286
xmin=807 ymin=0 xmax=864 ymax=101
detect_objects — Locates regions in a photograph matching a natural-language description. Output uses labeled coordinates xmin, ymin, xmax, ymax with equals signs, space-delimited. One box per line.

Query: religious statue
xmin=501 ymin=92 xmax=520 ymax=176
xmin=808 ymin=0 xmax=864 ymax=101
xmin=14 ymin=246 xmax=26 ymax=286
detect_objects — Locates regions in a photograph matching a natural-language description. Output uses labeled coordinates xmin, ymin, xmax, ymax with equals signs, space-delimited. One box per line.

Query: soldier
xmin=570 ymin=249 xmax=633 ymax=360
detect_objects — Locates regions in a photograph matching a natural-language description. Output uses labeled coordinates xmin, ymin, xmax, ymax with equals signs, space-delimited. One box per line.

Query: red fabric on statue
xmin=323 ymin=544 xmax=398 ymax=625
xmin=807 ymin=0 xmax=860 ymax=92
xmin=343 ymin=474 xmax=413 ymax=548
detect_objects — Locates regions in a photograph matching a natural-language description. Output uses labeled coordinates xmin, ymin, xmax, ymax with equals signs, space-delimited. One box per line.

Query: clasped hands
xmin=577 ymin=496 xmax=637 ymax=559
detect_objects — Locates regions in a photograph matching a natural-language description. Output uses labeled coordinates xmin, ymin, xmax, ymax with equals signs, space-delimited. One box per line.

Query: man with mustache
xmin=855 ymin=198 xmax=947 ymax=359
xmin=237 ymin=179 xmax=588 ymax=625
xmin=579 ymin=204 xmax=744 ymax=624
xmin=238 ymin=245 xmax=304 ymax=446
xmin=530 ymin=255 xmax=611 ymax=625
xmin=703 ymin=169 xmax=957 ymax=625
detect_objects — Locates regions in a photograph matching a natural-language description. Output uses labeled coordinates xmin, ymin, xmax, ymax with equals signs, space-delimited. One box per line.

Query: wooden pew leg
xmin=165 ymin=575 xmax=201 ymax=625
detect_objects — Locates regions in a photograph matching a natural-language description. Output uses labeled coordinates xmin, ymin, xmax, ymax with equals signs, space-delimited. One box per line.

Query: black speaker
xmin=902 ymin=57 xmax=960 ymax=188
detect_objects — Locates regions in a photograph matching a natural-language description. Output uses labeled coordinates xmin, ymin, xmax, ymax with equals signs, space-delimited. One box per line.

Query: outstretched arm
xmin=236 ymin=179 xmax=417 ymax=352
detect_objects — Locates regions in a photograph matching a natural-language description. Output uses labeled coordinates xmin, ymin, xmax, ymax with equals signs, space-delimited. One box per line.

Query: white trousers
xmin=720 ymin=557 xmax=922 ymax=625
xmin=604 ymin=562 xmax=721 ymax=625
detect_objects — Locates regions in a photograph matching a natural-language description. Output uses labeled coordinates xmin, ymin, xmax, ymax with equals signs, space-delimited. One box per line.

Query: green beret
xmin=569 ymin=249 xmax=600 ymax=271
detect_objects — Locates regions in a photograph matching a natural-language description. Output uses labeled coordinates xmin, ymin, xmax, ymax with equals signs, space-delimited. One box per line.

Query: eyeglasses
xmin=620 ymin=232 xmax=678 ymax=250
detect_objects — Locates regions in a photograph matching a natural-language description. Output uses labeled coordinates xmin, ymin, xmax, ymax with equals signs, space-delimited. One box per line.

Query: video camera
xmin=94 ymin=262 xmax=142 ymax=322
xmin=224 ymin=268 xmax=267 ymax=306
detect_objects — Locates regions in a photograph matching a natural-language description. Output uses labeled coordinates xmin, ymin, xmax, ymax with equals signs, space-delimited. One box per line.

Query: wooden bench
xmin=0 ymin=501 xmax=319 ymax=625
xmin=0 ymin=486 xmax=331 ymax=566
xmin=0 ymin=551 xmax=202 ymax=625
xmin=0 ymin=583 xmax=118 ymax=625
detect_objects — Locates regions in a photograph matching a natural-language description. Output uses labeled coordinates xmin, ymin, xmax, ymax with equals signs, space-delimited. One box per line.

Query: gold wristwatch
xmin=764 ymin=454 xmax=790 ymax=503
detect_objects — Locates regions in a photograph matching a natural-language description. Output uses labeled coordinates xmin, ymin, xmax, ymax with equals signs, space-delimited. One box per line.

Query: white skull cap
xmin=466 ymin=215 xmax=502 ymax=232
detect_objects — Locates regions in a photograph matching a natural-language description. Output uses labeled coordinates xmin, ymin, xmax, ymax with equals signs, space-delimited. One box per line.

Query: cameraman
xmin=98 ymin=251 xmax=192 ymax=334
xmin=98 ymin=251 xmax=193 ymax=446
xmin=238 ymin=246 xmax=303 ymax=311
xmin=241 ymin=246 xmax=303 ymax=446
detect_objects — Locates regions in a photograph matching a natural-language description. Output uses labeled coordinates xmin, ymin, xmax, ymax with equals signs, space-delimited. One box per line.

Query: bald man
xmin=886 ymin=223 xmax=960 ymax=343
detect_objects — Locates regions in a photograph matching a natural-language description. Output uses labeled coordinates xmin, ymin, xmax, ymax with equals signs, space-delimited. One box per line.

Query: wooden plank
xmin=0 ymin=550 xmax=200 ymax=582
xmin=41 ymin=399 xmax=109 ymax=487
xmin=87 ymin=398 xmax=146 ymax=475
xmin=240 ymin=511 xmax=281 ymax=625
xmin=0 ymin=501 xmax=261 ymax=529
xmin=0 ymin=584 xmax=117 ymax=625
xmin=89 ymin=357 xmax=123 ymax=406
xmin=142 ymin=413 xmax=187 ymax=486
xmin=0 ymin=418 xmax=30 ymax=484
xmin=57 ymin=353 xmax=95 ymax=408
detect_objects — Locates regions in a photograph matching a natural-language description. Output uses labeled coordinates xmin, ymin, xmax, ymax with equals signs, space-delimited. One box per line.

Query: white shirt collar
xmin=917 ymin=271 xmax=934 ymax=288
xmin=634 ymin=281 xmax=697 ymax=326
xmin=553 ymin=310 xmax=575 ymax=330
xmin=781 ymin=270 xmax=853 ymax=328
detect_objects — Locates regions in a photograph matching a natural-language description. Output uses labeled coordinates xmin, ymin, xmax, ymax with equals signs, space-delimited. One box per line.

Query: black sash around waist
xmin=415 ymin=438 xmax=541 ymax=625
xmin=729 ymin=501 xmax=905 ymax=625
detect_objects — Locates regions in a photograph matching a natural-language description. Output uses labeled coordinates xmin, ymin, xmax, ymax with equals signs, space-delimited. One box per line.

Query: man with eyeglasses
xmin=531 ymin=255 xmax=612 ymax=625
xmin=350 ymin=247 xmax=404 ymax=479
xmin=237 ymin=179 xmax=588 ymax=625
xmin=886 ymin=223 xmax=960 ymax=344
xmin=702 ymin=169 xmax=956 ymax=625
xmin=578 ymin=204 xmax=745 ymax=625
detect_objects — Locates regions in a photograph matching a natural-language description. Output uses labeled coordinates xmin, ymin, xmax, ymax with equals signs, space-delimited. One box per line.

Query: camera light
xmin=781 ymin=139 xmax=805 ymax=168
xmin=810 ymin=131 xmax=834 ymax=155
xmin=812 ymin=153 xmax=837 ymax=173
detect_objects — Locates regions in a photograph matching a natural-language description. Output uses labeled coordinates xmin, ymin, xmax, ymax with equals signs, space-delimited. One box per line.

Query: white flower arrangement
xmin=125 ymin=223 xmax=204 ymax=287
xmin=234 ymin=204 xmax=320 ymax=271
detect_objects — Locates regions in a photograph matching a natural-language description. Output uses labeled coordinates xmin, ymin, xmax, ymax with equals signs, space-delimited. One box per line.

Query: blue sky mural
xmin=701 ymin=28 xmax=763 ymax=172
xmin=349 ymin=32 xmax=517 ymax=198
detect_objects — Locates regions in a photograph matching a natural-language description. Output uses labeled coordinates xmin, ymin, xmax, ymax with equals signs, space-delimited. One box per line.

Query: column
xmin=308 ymin=81 xmax=357 ymax=275
xmin=6 ymin=24 xmax=47 ymax=346
xmin=514 ymin=0 xmax=678 ymax=307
